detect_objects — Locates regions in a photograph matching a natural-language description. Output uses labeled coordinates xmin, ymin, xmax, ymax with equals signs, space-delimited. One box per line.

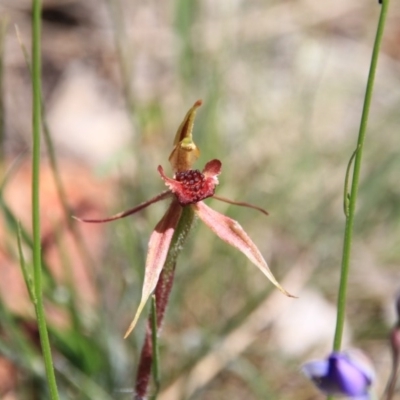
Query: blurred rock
xmin=0 ymin=158 xmax=114 ymax=317
xmin=47 ymin=62 xmax=132 ymax=166
xmin=271 ymin=289 xmax=351 ymax=357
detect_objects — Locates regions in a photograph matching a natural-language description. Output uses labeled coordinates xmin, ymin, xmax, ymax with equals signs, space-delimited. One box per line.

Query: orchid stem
xmin=332 ymin=0 xmax=390 ymax=352
xmin=31 ymin=0 xmax=59 ymax=398
xmin=151 ymin=295 xmax=160 ymax=399
xmin=135 ymin=206 xmax=196 ymax=399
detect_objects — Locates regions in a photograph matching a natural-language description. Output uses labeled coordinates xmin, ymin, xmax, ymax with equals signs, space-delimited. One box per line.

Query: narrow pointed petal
xmin=172 ymin=100 xmax=202 ymax=146
xmin=169 ymin=100 xmax=202 ymax=172
xmin=193 ymin=202 xmax=294 ymax=297
xmin=124 ymin=201 xmax=182 ymax=338
xmin=212 ymin=195 xmax=269 ymax=217
xmin=73 ymin=190 xmax=172 ymax=223
xmin=158 ymin=165 xmax=183 ymax=193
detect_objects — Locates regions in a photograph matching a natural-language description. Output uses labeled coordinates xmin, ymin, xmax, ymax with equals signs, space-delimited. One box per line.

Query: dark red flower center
xmin=174 ymin=169 xmax=216 ymax=205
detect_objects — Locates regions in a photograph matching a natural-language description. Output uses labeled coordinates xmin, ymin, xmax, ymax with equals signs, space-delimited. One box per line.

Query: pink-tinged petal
xmin=193 ymin=201 xmax=295 ymax=297
xmin=158 ymin=165 xmax=184 ymax=193
xmin=202 ymin=159 xmax=222 ymax=178
xmin=73 ymin=190 xmax=172 ymax=223
xmin=124 ymin=201 xmax=182 ymax=338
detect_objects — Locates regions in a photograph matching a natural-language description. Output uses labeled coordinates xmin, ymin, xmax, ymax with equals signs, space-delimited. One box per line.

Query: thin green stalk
xmin=31 ymin=0 xmax=60 ymax=398
xmin=16 ymin=24 xmax=98 ymax=279
xmin=17 ymin=223 xmax=35 ymax=303
xmin=343 ymin=147 xmax=358 ymax=217
xmin=333 ymin=0 xmax=390 ymax=351
xmin=104 ymin=0 xmax=135 ymax=127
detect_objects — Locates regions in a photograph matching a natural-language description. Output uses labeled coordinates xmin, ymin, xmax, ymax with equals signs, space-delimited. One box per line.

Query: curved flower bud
xmin=302 ymin=350 xmax=375 ymax=399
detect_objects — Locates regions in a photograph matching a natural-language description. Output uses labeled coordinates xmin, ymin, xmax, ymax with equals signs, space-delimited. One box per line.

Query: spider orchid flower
xmin=302 ymin=350 xmax=375 ymax=400
xmin=75 ymin=100 xmax=294 ymax=338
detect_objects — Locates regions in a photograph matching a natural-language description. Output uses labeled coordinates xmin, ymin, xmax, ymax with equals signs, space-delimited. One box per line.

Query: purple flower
xmin=302 ymin=350 xmax=375 ymax=399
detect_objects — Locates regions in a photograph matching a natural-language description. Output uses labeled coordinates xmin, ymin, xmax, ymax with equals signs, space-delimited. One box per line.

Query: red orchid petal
xmin=73 ymin=190 xmax=172 ymax=223
xmin=202 ymin=159 xmax=222 ymax=178
xmin=212 ymin=195 xmax=269 ymax=217
xmin=193 ymin=201 xmax=295 ymax=297
xmin=124 ymin=200 xmax=182 ymax=338
xmin=157 ymin=165 xmax=183 ymax=193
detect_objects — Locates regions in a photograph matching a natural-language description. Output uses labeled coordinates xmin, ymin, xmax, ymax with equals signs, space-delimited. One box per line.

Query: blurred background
xmin=0 ymin=0 xmax=400 ymax=399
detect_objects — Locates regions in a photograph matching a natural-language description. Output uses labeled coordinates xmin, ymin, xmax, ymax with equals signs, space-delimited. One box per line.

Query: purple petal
xmin=302 ymin=359 xmax=342 ymax=394
xmin=302 ymin=360 xmax=329 ymax=378
xmin=330 ymin=354 xmax=370 ymax=396
xmin=302 ymin=351 xmax=375 ymax=398
xmin=344 ymin=349 xmax=375 ymax=385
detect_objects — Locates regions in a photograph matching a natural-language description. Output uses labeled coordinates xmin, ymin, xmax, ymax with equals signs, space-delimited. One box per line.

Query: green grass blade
xmin=31 ymin=0 xmax=60 ymax=398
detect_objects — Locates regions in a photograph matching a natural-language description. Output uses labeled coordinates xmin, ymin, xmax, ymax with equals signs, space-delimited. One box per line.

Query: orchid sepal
xmin=192 ymin=201 xmax=295 ymax=298
xmin=169 ymin=100 xmax=202 ymax=172
xmin=72 ymin=190 xmax=172 ymax=223
xmin=124 ymin=200 xmax=182 ymax=338
xmin=212 ymin=195 xmax=269 ymax=217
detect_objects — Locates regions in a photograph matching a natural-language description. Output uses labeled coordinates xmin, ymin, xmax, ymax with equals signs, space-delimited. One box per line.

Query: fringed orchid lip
xmin=157 ymin=159 xmax=221 ymax=205
xmin=74 ymin=100 xmax=294 ymax=338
